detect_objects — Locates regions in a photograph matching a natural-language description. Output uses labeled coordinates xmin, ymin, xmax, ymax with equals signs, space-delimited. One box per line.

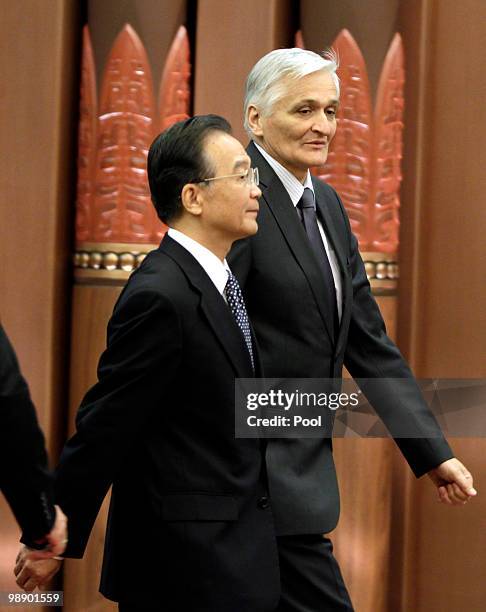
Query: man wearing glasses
xmin=15 ymin=115 xmax=280 ymax=611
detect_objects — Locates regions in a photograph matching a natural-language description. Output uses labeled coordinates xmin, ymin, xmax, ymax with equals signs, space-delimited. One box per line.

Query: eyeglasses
xmin=198 ymin=167 xmax=259 ymax=187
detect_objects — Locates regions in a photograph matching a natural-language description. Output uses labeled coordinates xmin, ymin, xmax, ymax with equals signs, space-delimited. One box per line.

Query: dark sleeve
xmin=338 ymin=202 xmax=454 ymax=477
xmin=54 ymin=289 xmax=182 ymax=558
xmin=0 ymin=324 xmax=55 ymax=543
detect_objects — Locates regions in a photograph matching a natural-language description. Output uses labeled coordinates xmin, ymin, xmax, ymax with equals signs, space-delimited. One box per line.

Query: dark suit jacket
xmin=0 ymin=324 xmax=55 ymax=543
xmin=227 ymin=142 xmax=453 ymax=536
xmin=55 ymin=236 xmax=280 ymax=610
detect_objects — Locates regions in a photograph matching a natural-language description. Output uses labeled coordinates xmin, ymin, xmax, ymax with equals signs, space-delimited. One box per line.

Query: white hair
xmin=243 ymin=47 xmax=340 ymax=137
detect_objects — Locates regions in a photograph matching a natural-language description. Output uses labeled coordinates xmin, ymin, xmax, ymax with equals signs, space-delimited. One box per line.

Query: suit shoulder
xmin=313 ymin=176 xmax=351 ymax=230
xmin=116 ymin=249 xmax=193 ymax=310
xmin=312 ymin=176 xmax=341 ymax=203
xmin=128 ymin=250 xmax=184 ymax=291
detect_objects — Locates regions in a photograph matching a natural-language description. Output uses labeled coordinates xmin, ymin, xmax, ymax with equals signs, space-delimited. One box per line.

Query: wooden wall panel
xmin=406 ymin=439 xmax=486 ymax=612
xmin=398 ymin=0 xmax=486 ymax=378
xmin=396 ymin=1 xmax=486 ymax=610
xmin=0 ymin=0 xmax=80 ymax=605
xmin=332 ymin=439 xmax=395 ymax=612
xmin=194 ymin=0 xmax=295 ymax=144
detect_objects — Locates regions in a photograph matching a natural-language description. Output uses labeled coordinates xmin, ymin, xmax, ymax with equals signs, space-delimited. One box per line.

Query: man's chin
xmin=307 ymin=154 xmax=329 ymax=169
xmin=240 ymin=221 xmax=258 ymax=239
xmin=297 ymin=149 xmax=329 ymax=167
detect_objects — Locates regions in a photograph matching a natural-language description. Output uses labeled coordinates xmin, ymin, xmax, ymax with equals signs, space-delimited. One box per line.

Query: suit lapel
xmin=313 ymin=179 xmax=347 ymax=278
xmin=160 ymin=236 xmax=254 ymax=378
xmin=250 ymin=326 xmax=264 ymax=377
xmin=248 ymin=142 xmax=336 ymax=344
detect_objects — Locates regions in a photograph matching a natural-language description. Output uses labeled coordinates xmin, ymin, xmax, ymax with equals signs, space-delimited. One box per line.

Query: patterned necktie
xmin=225 ymin=271 xmax=255 ymax=371
xmin=297 ymin=187 xmax=339 ymax=340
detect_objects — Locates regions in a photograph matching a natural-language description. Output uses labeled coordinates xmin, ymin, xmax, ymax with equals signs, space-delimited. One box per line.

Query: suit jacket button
xmin=257 ymin=495 xmax=269 ymax=509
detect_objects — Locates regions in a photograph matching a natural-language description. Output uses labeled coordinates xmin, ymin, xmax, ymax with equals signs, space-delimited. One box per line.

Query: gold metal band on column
xmin=74 ymin=242 xmax=159 ymax=285
xmin=74 ymin=246 xmax=399 ymax=293
xmin=361 ymin=252 xmax=399 ymax=296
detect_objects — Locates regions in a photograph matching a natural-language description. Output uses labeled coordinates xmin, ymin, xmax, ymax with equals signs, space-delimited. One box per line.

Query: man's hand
xmin=26 ymin=505 xmax=68 ymax=561
xmin=427 ymin=458 xmax=477 ymax=505
xmin=14 ymin=546 xmax=62 ymax=592
xmin=33 ymin=504 xmax=68 ymax=560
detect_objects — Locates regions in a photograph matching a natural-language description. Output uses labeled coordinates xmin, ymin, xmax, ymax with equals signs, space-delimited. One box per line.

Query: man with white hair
xmin=228 ymin=48 xmax=476 ymax=611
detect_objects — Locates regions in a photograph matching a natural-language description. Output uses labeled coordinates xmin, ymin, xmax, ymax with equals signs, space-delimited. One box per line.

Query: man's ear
xmin=181 ymin=183 xmax=203 ymax=217
xmin=247 ymin=105 xmax=264 ymax=138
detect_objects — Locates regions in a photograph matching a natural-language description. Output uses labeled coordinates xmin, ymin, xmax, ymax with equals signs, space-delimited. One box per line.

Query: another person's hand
xmin=14 ymin=546 xmax=62 ymax=592
xmin=427 ymin=458 xmax=477 ymax=505
xmin=28 ymin=505 xmax=68 ymax=560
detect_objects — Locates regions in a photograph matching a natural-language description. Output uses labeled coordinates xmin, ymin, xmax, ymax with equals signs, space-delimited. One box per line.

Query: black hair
xmin=147 ymin=114 xmax=232 ymax=224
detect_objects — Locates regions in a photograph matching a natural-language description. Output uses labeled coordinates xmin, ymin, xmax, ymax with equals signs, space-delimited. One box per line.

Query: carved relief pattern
xmin=371 ymin=34 xmax=403 ymax=253
xmin=75 ymin=26 xmax=97 ymax=242
xmin=91 ymin=25 xmax=156 ymax=243
xmin=74 ymin=24 xmax=192 ymax=246
xmin=296 ymin=30 xmax=404 ymax=253
xmin=158 ymin=25 xmax=191 ymax=131
xmin=154 ymin=25 xmax=192 ymax=241
xmin=317 ymin=29 xmax=373 ymax=247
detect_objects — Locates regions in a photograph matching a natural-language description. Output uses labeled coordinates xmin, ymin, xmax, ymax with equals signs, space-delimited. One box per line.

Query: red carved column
xmin=74 ymin=24 xmax=190 ymax=283
xmin=65 ymin=16 xmax=191 ymax=612
xmin=92 ymin=24 xmax=158 ymax=244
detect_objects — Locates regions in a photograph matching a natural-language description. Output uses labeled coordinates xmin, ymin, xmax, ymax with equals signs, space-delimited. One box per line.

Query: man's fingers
xmin=47 ymin=540 xmax=64 ymax=557
xmin=446 ymin=482 xmax=466 ymax=503
xmin=449 ymin=482 xmax=469 ymax=504
xmin=27 ymin=549 xmax=58 ymax=561
xmin=14 ymin=559 xmax=24 ymax=577
xmin=15 ymin=566 xmax=30 ymax=589
xmin=15 ymin=546 xmax=28 ymax=570
xmin=452 ymin=465 xmax=476 ymax=496
xmin=430 ymin=459 xmax=477 ymax=504
xmin=46 ymin=539 xmax=67 ymax=557
xmin=14 ymin=559 xmax=60 ymax=593
xmin=438 ymin=485 xmax=453 ymax=505
xmin=45 ymin=506 xmax=68 ymax=556
xmin=439 ymin=482 xmax=473 ymax=506
xmin=22 ymin=578 xmax=39 ymax=592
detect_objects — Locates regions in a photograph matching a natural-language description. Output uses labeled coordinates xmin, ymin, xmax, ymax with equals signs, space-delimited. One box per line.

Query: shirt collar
xmin=254 ymin=141 xmax=315 ymax=207
xmin=167 ymin=228 xmax=230 ymax=296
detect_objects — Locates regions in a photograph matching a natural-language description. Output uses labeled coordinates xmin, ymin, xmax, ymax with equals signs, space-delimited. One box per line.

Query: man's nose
xmin=311 ymin=111 xmax=332 ymax=134
xmin=251 ymin=184 xmax=262 ymax=199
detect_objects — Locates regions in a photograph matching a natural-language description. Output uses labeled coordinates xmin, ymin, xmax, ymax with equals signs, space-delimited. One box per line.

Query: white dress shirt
xmin=168 ymin=228 xmax=231 ymax=299
xmin=254 ymin=142 xmax=343 ymax=321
